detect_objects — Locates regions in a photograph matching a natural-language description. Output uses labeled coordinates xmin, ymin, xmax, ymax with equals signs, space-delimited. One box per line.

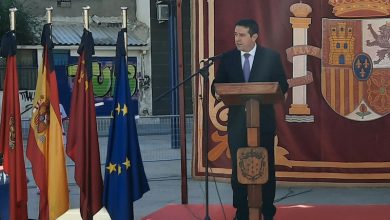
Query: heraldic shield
xmin=237 ymin=147 xmax=268 ymax=185
xmin=322 ymin=18 xmax=390 ymax=121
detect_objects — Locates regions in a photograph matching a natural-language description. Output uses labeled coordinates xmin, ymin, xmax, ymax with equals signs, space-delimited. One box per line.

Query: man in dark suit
xmin=212 ymin=19 xmax=289 ymax=220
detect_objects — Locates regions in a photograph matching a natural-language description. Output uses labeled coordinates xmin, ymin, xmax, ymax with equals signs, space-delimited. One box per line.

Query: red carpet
xmin=142 ymin=204 xmax=390 ymax=220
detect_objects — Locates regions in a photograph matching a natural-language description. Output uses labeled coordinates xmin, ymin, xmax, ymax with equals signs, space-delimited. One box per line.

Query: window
xmin=57 ymin=0 xmax=71 ymax=8
xmin=0 ymin=49 xmax=38 ymax=90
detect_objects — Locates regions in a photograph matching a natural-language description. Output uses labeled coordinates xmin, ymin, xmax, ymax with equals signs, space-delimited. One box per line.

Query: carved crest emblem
xmin=237 ymin=147 xmax=268 ymax=184
xmin=322 ymin=18 xmax=390 ymax=121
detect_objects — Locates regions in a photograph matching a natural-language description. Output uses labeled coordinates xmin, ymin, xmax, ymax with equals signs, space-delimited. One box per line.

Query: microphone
xmin=201 ymin=53 xmax=224 ymax=63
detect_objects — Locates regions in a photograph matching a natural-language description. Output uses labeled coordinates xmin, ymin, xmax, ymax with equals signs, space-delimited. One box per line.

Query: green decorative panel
xmin=67 ymin=64 xmax=78 ymax=77
xmin=92 ymin=62 xmax=111 ymax=97
xmin=67 ymin=59 xmax=137 ymax=98
xmin=128 ymin=64 xmax=137 ymax=96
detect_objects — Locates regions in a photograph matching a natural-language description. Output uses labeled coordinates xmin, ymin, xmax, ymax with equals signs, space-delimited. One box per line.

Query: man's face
xmin=234 ymin=25 xmax=258 ymax=52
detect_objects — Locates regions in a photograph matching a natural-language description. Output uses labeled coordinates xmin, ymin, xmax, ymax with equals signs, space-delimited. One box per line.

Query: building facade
xmin=1 ymin=0 xmax=192 ymax=118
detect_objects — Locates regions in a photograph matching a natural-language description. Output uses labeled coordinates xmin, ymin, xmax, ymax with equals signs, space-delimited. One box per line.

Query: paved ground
xmin=13 ymin=133 xmax=387 ymax=219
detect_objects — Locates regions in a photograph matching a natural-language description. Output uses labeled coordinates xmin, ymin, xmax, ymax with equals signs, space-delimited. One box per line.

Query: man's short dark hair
xmin=235 ymin=19 xmax=259 ymax=36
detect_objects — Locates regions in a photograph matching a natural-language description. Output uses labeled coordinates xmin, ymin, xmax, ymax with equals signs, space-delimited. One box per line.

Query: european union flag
xmin=103 ymin=28 xmax=150 ymax=220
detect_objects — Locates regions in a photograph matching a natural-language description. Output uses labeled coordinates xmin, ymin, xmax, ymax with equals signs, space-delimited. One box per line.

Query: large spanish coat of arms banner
xmin=192 ymin=0 xmax=390 ymax=183
xmin=322 ymin=18 xmax=390 ymax=121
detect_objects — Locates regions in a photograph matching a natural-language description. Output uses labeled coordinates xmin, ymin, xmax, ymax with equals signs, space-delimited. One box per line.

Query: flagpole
xmin=46 ymin=6 xmax=53 ymax=24
xmin=83 ymin=6 xmax=90 ymax=30
xmin=175 ymin=0 xmax=189 ymax=205
xmin=121 ymin=7 xmax=128 ymax=61
xmin=9 ymin=8 xmax=17 ymax=31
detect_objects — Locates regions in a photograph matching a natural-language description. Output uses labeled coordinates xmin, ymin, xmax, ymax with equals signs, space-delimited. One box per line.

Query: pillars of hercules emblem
xmin=289 ymin=3 xmax=312 ymax=115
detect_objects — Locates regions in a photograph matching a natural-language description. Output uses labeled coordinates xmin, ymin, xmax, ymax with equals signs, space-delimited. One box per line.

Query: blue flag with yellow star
xmin=103 ymin=28 xmax=149 ymax=220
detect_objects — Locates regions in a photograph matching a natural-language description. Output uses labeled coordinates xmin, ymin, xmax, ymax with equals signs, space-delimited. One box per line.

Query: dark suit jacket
xmin=212 ymin=45 xmax=289 ymax=148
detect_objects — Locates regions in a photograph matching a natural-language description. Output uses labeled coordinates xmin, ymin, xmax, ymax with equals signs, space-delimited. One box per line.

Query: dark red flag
xmin=66 ymin=29 xmax=103 ymax=219
xmin=0 ymin=31 xmax=28 ymax=220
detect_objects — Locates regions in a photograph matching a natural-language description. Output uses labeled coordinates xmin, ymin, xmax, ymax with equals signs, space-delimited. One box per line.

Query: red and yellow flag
xmin=0 ymin=31 xmax=28 ymax=220
xmin=66 ymin=29 xmax=103 ymax=220
xmin=26 ymin=24 xmax=69 ymax=220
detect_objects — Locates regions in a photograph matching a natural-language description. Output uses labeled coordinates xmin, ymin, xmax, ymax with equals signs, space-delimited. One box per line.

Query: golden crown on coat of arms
xmin=329 ymin=0 xmax=390 ymax=17
xmin=290 ymin=1 xmax=312 ymax=17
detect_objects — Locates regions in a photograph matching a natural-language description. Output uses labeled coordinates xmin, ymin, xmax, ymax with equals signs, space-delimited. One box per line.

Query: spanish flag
xmin=0 ymin=31 xmax=28 ymax=220
xmin=26 ymin=23 xmax=69 ymax=220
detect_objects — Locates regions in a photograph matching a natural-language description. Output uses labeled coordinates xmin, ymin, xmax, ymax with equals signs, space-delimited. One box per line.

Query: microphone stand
xmin=155 ymin=59 xmax=215 ymax=220
xmin=154 ymin=60 xmax=213 ymax=102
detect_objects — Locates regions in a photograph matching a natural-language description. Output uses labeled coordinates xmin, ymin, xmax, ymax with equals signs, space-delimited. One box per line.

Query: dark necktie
xmin=243 ymin=53 xmax=250 ymax=82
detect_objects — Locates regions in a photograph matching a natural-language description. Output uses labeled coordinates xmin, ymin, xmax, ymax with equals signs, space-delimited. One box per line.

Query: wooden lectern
xmin=214 ymin=82 xmax=284 ymax=220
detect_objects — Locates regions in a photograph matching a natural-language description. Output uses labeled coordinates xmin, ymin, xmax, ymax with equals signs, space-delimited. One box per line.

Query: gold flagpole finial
xmin=121 ymin=7 xmax=128 ymax=29
xmin=46 ymin=7 xmax=53 ymax=24
xmin=9 ymin=8 xmax=17 ymax=31
xmin=121 ymin=7 xmax=128 ymax=58
xmin=83 ymin=6 xmax=91 ymax=30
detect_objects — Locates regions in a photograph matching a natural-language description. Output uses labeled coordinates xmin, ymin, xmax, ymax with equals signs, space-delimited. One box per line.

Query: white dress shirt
xmin=240 ymin=44 xmax=257 ymax=71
